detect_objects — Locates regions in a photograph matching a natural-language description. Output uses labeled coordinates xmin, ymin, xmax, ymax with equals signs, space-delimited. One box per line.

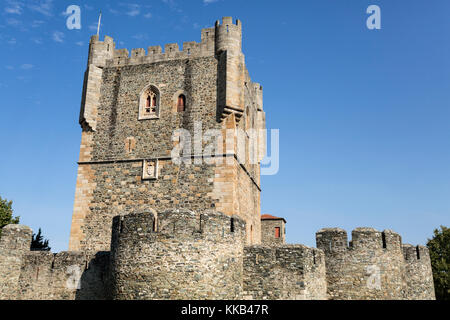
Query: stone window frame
xmin=275 ymin=227 xmax=281 ymax=239
xmin=124 ymin=137 xmax=136 ymax=154
xmin=142 ymin=159 xmax=159 ymax=180
xmin=172 ymin=90 xmax=188 ymax=113
xmin=177 ymin=94 xmax=186 ymax=112
xmin=139 ymin=84 xmax=161 ymax=120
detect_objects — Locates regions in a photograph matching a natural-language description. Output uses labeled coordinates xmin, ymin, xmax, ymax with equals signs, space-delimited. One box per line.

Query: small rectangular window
xmin=275 ymin=227 xmax=280 ymax=238
xmin=177 ymin=94 xmax=186 ymax=112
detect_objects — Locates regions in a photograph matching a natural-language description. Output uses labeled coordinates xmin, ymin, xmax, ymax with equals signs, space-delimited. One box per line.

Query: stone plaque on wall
xmin=142 ymin=159 xmax=158 ymax=180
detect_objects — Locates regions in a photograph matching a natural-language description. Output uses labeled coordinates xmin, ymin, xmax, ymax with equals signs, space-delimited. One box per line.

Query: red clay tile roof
xmin=261 ymin=214 xmax=286 ymax=223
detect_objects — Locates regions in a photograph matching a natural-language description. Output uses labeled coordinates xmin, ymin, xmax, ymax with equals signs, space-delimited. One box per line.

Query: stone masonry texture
xmin=110 ymin=210 xmax=246 ymax=300
xmin=0 ymin=225 xmax=32 ymax=299
xmin=316 ymin=228 xmax=435 ymax=300
xmin=0 ymin=221 xmax=435 ymax=300
xmin=243 ymin=245 xmax=326 ymax=300
xmin=0 ymin=17 xmax=436 ymax=300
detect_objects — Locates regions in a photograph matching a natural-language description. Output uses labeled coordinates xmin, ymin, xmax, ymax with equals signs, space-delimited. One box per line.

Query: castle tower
xmin=214 ymin=18 xmax=245 ymax=120
xmin=69 ymin=18 xmax=266 ymax=252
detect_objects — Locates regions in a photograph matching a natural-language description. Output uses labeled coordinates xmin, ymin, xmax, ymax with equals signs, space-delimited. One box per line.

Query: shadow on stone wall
xmin=75 ymin=251 xmax=111 ymax=300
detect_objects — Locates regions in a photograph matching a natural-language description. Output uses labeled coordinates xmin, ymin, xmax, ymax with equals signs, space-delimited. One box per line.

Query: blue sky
xmin=0 ymin=0 xmax=448 ymax=252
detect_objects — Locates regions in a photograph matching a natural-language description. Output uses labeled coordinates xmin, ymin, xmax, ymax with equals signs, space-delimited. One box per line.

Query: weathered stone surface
xmin=0 ymin=221 xmax=436 ymax=300
xmin=0 ymin=225 xmax=32 ymax=299
xmin=243 ymin=245 xmax=326 ymax=300
xmin=402 ymin=244 xmax=436 ymax=300
xmin=316 ymin=228 xmax=435 ymax=300
xmin=17 ymin=251 xmax=110 ymax=300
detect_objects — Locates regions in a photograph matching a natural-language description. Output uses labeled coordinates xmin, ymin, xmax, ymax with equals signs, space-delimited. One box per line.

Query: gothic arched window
xmin=139 ymin=85 xmax=160 ymax=120
xmin=177 ymin=94 xmax=186 ymax=112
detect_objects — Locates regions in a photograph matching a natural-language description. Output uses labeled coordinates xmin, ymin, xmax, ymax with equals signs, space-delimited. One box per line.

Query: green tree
xmin=0 ymin=196 xmax=20 ymax=238
xmin=427 ymin=226 xmax=450 ymax=300
xmin=30 ymin=228 xmax=51 ymax=251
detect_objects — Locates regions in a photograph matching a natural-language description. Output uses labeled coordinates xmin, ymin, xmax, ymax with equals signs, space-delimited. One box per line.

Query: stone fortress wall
xmin=243 ymin=245 xmax=326 ymax=300
xmin=0 ymin=225 xmax=110 ymax=300
xmin=0 ymin=214 xmax=435 ymax=300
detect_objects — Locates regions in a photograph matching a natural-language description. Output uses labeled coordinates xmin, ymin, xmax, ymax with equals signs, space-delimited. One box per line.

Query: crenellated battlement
xmin=111 ymin=209 xmax=246 ymax=244
xmin=110 ymin=209 xmax=246 ymax=300
xmin=316 ymin=227 xmax=402 ymax=253
xmin=215 ymin=17 xmax=242 ymax=56
xmin=316 ymin=228 xmax=348 ymax=253
xmin=215 ymin=16 xmax=242 ymax=28
xmin=316 ymin=227 xmax=434 ymax=300
xmin=94 ymin=17 xmax=243 ymax=68
xmin=87 ymin=35 xmax=115 ymax=67
xmin=0 ymin=221 xmax=436 ymax=300
xmin=402 ymin=244 xmax=430 ymax=262
xmin=402 ymin=244 xmax=435 ymax=299
xmin=106 ymin=40 xmax=215 ymax=67
xmin=351 ymin=227 xmax=384 ymax=250
xmin=160 ymin=209 xmax=246 ymax=239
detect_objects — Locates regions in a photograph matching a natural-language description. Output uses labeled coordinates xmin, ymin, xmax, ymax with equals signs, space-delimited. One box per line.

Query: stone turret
xmin=215 ymin=17 xmax=246 ymax=121
xmin=110 ymin=210 xmax=246 ymax=300
xmin=402 ymin=244 xmax=436 ymax=300
xmin=87 ymin=35 xmax=115 ymax=67
xmin=215 ymin=17 xmax=242 ymax=56
xmin=316 ymin=228 xmax=406 ymax=300
xmin=79 ymin=35 xmax=115 ymax=132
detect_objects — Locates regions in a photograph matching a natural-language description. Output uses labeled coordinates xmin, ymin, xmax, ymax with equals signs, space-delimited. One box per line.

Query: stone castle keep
xmin=0 ymin=18 xmax=436 ymax=300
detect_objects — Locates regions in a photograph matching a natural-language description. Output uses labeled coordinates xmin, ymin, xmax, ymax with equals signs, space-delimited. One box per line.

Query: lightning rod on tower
xmin=97 ymin=11 xmax=102 ymax=36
